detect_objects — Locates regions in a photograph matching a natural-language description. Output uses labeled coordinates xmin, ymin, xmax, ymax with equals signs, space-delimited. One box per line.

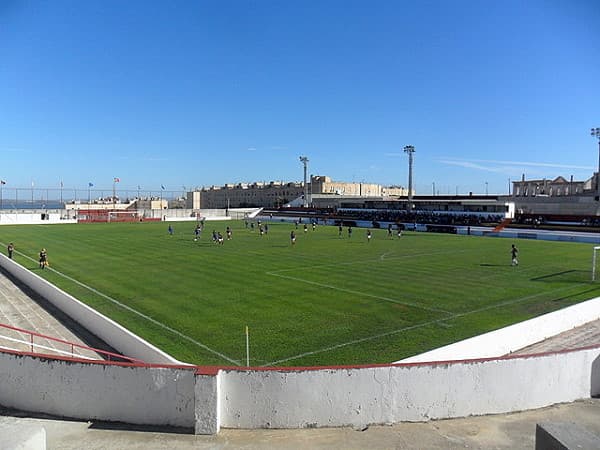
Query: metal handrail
xmin=0 ymin=322 xmax=144 ymax=364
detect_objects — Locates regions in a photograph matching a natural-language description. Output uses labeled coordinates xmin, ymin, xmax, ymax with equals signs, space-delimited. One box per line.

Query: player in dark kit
xmin=511 ymin=244 xmax=519 ymax=266
xmin=39 ymin=248 xmax=48 ymax=269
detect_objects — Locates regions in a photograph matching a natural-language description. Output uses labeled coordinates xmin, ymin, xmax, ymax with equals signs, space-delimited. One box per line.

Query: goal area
xmin=77 ymin=209 xmax=141 ymax=223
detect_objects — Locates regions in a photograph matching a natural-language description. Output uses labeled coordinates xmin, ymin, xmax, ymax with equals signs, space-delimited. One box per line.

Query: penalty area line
xmin=266 ymin=271 xmax=452 ymax=315
xmin=263 ymin=283 xmax=587 ymax=367
xmin=12 ymin=250 xmax=241 ymax=366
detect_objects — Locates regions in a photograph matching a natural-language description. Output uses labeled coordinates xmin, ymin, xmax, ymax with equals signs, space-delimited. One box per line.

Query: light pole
xmin=485 ymin=181 xmax=488 ymax=196
xmin=404 ymin=145 xmax=415 ymax=210
xmin=432 ymin=182 xmax=435 ymax=196
xmin=591 ymin=127 xmax=600 ymax=200
xmin=299 ymin=156 xmax=309 ymax=207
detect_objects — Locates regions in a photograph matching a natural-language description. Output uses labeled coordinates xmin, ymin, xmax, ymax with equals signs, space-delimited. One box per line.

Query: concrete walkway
xmin=0 ymin=268 xmax=105 ymax=359
xmin=512 ymin=318 xmax=600 ymax=355
xmin=0 ymin=399 xmax=597 ymax=449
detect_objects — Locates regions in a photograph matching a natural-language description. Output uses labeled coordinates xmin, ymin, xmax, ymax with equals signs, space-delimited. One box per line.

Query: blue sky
xmin=1 ymin=0 xmax=599 ymax=195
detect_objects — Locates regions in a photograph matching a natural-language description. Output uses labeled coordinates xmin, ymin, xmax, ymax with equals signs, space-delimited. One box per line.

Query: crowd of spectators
xmin=513 ymin=214 xmax=600 ymax=228
xmin=333 ymin=209 xmax=503 ymax=226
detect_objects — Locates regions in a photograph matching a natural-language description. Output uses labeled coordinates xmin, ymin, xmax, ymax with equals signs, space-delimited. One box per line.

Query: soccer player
xmin=290 ymin=230 xmax=296 ymax=245
xmin=367 ymin=229 xmax=372 ymax=242
xmin=194 ymin=225 xmax=201 ymax=241
xmin=7 ymin=243 xmax=14 ymax=259
xmin=387 ymin=224 xmax=393 ymax=238
xmin=397 ymin=226 xmax=403 ymax=238
xmin=303 ymin=224 xmax=308 ymax=234
xmin=338 ymin=225 xmax=343 ymax=237
xmin=348 ymin=226 xmax=352 ymax=238
xmin=511 ymin=244 xmax=519 ymax=266
xmin=39 ymin=248 xmax=48 ymax=269
xmin=226 ymin=226 xmax=232 ymax=240
xmin=217 ymin=232 xmax=224 ymax=244
xmin=168 ymin=225 xmax=174 ymax=235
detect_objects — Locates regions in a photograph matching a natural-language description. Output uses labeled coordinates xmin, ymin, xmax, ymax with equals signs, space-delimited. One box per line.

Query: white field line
xmin=379 ymin=251 xmax=394 ymax=261
xmin=263 ymin=283 xmax=587 ymax=366
xmin=269 ymin=249 xmax=470 ymax=274
xmin=266 ymin=271 xmax=452 ymax=315
xmin=9 ymin=250 xmax=241 ymax=366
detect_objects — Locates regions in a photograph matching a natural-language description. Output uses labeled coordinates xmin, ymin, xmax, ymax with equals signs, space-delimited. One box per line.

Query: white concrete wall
xmin=0 ymin=254 xmax=182 ymax=365
xmin=0 ymin=212 xmax=76 ymax=225
xmin=218 ymin=346 xmax=600 ymax=429
xmin=195 ymin=370 xmax=220 ymax=434
xmin=0 ymin=351 xmax=197 ymax=428
xmin=1 ymin=343 xmax=597 ymax=433
xmin=398 ymin=297 xmax=600 ymax=364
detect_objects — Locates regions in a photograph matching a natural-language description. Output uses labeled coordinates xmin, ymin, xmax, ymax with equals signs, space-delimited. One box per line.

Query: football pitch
xmin=2 ymin=220 xmax=599 ymax=367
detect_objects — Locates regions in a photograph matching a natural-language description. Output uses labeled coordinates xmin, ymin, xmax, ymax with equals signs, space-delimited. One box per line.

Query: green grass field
xmin=1 ymin=220 xmax=599 ymax=367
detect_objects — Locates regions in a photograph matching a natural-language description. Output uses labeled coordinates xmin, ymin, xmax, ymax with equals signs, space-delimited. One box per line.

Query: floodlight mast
xmin=592 ymin=128 xmax=600 ymax=201
xmin=299 ymin=156 xmax=309 ymax=207
xmin=404 ymin=145 xmax=415 ymax=211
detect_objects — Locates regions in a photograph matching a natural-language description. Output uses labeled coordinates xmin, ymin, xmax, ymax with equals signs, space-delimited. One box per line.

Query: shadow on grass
xmin=549 ymin=287 xmax=599 ymax=302
xmin=530 ymin=270 xmax=591 ymax=283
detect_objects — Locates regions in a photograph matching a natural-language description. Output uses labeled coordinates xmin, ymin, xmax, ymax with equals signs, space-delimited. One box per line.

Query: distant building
xmin=511 ymin=175 xmax=592 ymax=198
xmin=509 ymin=173 xmax=600 ymax=217
xmin=186 ymin=176 xmax=410 ymax=209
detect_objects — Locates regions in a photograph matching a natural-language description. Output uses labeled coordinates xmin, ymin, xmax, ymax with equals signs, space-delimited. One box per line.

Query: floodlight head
xmin=592 ymin=128 xmax=600 ymax=138
xmin=403 ymin=145 xmax=415 ymax=154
